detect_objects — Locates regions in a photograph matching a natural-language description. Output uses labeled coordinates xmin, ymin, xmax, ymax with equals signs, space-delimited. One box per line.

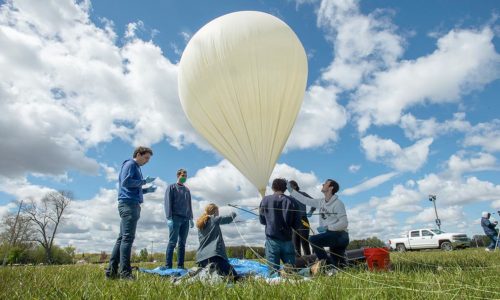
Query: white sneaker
xmin=485 ymin=248 xmax=491 ymax=252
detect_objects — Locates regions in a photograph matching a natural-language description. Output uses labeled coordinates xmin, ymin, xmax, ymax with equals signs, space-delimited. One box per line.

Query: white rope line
xmin=228 ymin=209 xmax=497 ymax=297
xmin=232 ymin=221 xmax=483 ymax=297
xmin=231 ymin=204 xmax=500 ymax=272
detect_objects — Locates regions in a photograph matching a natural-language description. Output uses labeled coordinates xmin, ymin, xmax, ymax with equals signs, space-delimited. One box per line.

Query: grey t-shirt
xmin=196 ymin=215 xmax=234 ymax=263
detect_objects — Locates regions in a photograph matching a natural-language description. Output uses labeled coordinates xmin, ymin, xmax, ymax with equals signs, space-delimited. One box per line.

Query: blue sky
xmin=0 ymin=0 xmax=499 ymax=253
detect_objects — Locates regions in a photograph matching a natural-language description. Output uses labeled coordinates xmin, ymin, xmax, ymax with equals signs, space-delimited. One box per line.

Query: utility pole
xmin=428 ymin=195 xmax=441 ymax=230
xmin=2 ymin=200 xmax=23 ymax=267
xmin=151 ymin=240 xmax=154 ymax=261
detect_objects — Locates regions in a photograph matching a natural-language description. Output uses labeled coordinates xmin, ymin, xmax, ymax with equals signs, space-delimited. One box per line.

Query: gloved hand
xmin=144 ymin=176 xmax=156 ymax=184
xmin=286 ymin=180 xmax=293 ymax=193
xmin=317 ymin=226 xmax=327 ymax=233
xmin=167 ymin=219 xmax=173 ymax=230
xmin=189 ymin=219 xmax=194 ymax=228
xmin=143 ymin=186 xmax=157 ymax=194
xmin=230 ymin=212 xmax=237 ymax=219
xmin=306 ymin=211 xmax=313 ymax=218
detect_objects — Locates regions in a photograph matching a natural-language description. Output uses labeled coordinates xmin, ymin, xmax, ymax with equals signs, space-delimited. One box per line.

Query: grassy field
xmin=0 ymin=248 xmax=499 ymax=299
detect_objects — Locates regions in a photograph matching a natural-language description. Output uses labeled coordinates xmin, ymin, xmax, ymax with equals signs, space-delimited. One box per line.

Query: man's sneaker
xmin=485 ymin=248 xmax=492 ymax=252
xmin=120 ymin=274 xmax=136 ymax=280
xmin=105 ymin=271 xmax=118 ymax=280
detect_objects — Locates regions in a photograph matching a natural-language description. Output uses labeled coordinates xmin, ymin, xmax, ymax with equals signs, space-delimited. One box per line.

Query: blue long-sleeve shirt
xmin=164 ymin=183 xmax=193 ymax=219
xmin=482 ymin=217 xmax=498 ymax=236
xmin=259 ymin=193 xmax=300 ymax=241
xmin=118 ymin=159 xmax=145 ymax=204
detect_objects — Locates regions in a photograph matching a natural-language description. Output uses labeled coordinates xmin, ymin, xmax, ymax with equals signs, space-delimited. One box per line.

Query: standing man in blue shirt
xmin=164 ymin=168 xmax=193 ymax=269
xmin=259 ymin=178 xmax=301 ymax=272
xmin=105 ymin=146 xmax=156 ymax=280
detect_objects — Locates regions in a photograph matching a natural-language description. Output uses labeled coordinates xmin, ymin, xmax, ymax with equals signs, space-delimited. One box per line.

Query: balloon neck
xmin=259 ymin=188 xmax=266 ymax=198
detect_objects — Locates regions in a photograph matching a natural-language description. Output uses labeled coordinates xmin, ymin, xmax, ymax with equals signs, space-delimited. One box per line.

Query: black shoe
xmin=120 ymin=274 xmax=136 ymax=280
xmin=105 ymin=271 xmax=118 ymax=280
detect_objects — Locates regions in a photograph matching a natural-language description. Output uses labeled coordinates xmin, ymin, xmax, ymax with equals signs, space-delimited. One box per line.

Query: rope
xmin=227 ymin=204 xmax=499 ymax=296
xmin=230 ymin=220 xmax=491 ymax=297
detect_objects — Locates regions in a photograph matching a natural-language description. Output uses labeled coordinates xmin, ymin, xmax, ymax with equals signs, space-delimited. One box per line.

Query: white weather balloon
xmin=178 ymin=11 xmax=308 ymax=196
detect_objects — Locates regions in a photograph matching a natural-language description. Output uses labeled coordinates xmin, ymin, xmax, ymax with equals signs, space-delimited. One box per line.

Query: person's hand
xmin=231 ymin=212 xmax=237 ymax=219
xmin=307 ymin=211 xmax=313 ymax=218
xmin=189 ymin=219 xmax=194 ymax=228
xmin=143 ymin=186 xmax=157 ymax=194
xmin=286 ymin=180 xmax=293 ymax=193
xmin=167 ymin=219 xmax=173 ymax=230
xmin=144 ymin=176 xmax=156 ymax=184
xmin=317 ymin=226 xmax=327 ymax=233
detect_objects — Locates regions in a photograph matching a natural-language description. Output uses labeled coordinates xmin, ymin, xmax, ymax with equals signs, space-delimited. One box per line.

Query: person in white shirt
xmin=287 ymin=179 xmax=349 ymax=268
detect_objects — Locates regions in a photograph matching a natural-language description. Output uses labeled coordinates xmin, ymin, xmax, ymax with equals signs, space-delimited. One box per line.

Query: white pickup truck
xmin=388 ymin=229 xmax=470 ymax=252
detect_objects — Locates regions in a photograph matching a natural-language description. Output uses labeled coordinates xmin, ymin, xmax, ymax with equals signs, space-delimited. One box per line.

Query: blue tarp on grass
xmin=139 ymin=267 xmax=188 ymax=277
xmin=228 ymin=258 xmax=270 ymax=277
xmin=139 ymin=258 xmax=271 ymax=278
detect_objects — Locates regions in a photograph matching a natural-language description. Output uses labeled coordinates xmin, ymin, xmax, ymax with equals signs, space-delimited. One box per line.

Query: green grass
xmin=0 ymin=249 xmax=499 ymax=299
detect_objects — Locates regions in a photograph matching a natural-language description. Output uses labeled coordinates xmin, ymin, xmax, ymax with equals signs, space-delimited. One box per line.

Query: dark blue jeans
xmin=166 ymin=216 xmax=189 ymax=268
xmin=309 ymin=230 xmax=349 ymax=268
xmin=487 ymin=234 xmax=499 ymax=250
xmin=265 ymin=238 xmax=295 ymax=271
xmin=107 ymin=201 xmax=141 ymax=277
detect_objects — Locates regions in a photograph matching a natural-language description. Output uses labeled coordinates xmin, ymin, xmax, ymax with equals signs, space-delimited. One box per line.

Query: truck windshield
xmin=431 ymin=229 xmax=445 ymax=234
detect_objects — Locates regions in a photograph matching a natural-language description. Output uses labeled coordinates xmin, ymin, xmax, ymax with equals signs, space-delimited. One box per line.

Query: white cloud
xmin=180 ymin=31 xmax=191 ymax=43
xmin=350 ymin=27 xmax=500 ymax=132
xmin=286 ymin=85 xmax=348 ymax=150
xmin=347 ymin=204 xmax=401 ymax=240
xmin=317 ymin=0 xmax=404 ymax=90
xmin=0 ymin=176 xmax=55 ymax=202
xmin=400 ymin=112 xmax=471 ymax=140
xmin=342 ymin=171 xmax=398 ymax=196
xmin=369 ymin=183 xmax=423 ymax=213
xmin=125 ymin=21 xmax=144 ymax=39
xmin=418 ymin=174 xmax=500 ymax=206
xmin=492 ymin=200 xmax=500 ymax=210
xmin=406 ymin=205 xmax=465 ymax=228
xmin=100 ymin=163 xmax=118 ymax=182
xmin=361 ymin=135 xmax=433 ymax=172
xmin=464 ymin=119 xmax=500 ymax=152
xmin=446 ymin=152 xmax=497 ymax=178
xmin=348 ymin=164 xmax=361 ymax=173
xmin=0 ymin=0 xmax=210 ymax=178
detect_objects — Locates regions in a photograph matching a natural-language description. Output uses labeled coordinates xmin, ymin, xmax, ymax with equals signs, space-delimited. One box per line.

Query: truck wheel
xmin=440 ymin=241 xmax=453 ymax=251
xmin=396 ymin=244 xmax=406 ymax=252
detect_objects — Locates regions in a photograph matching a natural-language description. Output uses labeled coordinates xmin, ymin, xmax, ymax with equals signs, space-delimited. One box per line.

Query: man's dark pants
xmin=292 ymin=218 xmax=311 ymax=256
xmin=106 ymin=201 xmax=141 ymax=278
xmin=165 ymin=216 xmax=190 ymax=268
xmin=309 ymin=230 xmax=349 ymax=267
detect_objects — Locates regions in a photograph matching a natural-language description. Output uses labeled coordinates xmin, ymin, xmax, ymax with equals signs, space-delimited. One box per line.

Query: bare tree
xmin=1 ymin=200 xmax=35 ymax=266
xmin=23 ymin=191 xmax=72 ymax=264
